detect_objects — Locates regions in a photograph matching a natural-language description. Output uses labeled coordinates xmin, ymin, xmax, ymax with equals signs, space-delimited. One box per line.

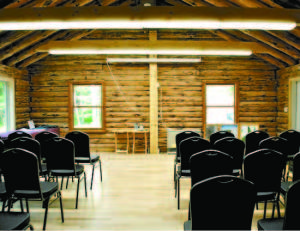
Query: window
xmin=0 ymin=77 xmax=15 ymax=132
xmin=69 ymin=82 xmax=105 ymax=132
xmin=289 ymin=78 xmax=300 ymax=130
xmin=203 ymin=82 xmax=238 ymax=138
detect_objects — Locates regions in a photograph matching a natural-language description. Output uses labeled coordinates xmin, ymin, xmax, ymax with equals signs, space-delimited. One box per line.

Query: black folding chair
xmin=0 ymin=148 xmax=64 ymax=230
xmin=44 ymin=137 xmax=87 ymax=209
xmin=184 ymin=175 xmax=256 ymax=230
xmin=243 ymin=148 xmax=285 ymax=219
xmin=209 ymin=130 xmax=234 ymax=145
xmin=258 ymin=180 xmax=300 ymax=230
xmin=65 ymin=131 xmax=102 ymax=190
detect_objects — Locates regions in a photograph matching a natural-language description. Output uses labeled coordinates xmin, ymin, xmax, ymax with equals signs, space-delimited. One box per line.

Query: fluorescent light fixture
xmin=49 ymin=49 xmax=252 ymax=56
xmin=0 ymin=20 xmax=295 ymax=31
xmin=106 ymin=58 xmax=202 ymax=63
xmin=0 ymin=6 xmax=297 ymax=30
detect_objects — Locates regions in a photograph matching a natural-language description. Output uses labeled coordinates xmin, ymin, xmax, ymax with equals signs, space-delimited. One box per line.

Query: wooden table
xmin=113 ymin=129 xmax=149 ymax=154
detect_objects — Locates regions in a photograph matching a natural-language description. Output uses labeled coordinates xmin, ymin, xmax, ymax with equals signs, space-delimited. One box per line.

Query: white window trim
xmin=0 ymin=76 xmax=15 ymax=131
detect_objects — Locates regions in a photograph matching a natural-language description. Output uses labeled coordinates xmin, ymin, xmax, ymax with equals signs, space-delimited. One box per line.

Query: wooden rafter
xmin=0 ymin=31 xmax=33 ymax=49
xmin=0 ymin=30 xmax=57 ymax=62
xmin=4 ymin=0 xmax=33 ymax=8
xmin=1 ymin=0 xmax=95 ymax=67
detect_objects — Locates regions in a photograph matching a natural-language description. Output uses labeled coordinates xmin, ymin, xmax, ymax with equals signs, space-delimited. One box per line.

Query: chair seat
xmin=50 ymin=165 xmax=85 ymax=177
xmin=183 ymin=220 xmax=191 ymax=231
xmin=0 ymin=212 xmax=31 ymax=230
xmin=256 ymin=191 xmax=277 ymax=202
xmin=257 ymin=218 xmax=284 ymax=230
xmin=14 ymin=182 xmax=59 ymax=199
xmin=281 ymin=181 xmax=293 ymax=195
xmin=75 ymin=154 xmax=99 ymax=164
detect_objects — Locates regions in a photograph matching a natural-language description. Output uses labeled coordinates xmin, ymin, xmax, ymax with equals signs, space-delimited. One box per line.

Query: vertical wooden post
xmin=149 ymin=30 xmax=159 ymax=154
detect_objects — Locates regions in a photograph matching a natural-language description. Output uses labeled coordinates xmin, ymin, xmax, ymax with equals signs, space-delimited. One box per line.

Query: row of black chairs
xmin=174 ymin=129 xmax=300 ymax=229
xmin=0 ymin=130 xmax=103 ymax=230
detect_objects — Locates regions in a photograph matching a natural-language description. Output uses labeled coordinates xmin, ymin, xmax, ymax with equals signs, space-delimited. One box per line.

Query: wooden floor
xmin=11 ymin=153 xmax=284 ymax=230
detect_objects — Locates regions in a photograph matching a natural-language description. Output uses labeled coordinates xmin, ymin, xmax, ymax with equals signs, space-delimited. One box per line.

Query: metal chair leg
xmin=43 ymin=203 xmax=49 ymax=230
xmin=59 ymin=191 xmax=64 ymax=223
xmin=75 ymin=176 xmax=81 ymax=209
xmin=90 ymin=165 xmax=95 ymax=190
xmin=99 ymin=160 xmax=102 ymax=182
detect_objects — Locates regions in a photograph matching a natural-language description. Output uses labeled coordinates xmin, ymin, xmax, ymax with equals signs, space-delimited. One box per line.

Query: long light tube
xmin=49 ymin=49 xmax=252 ymax=56
xmin=106 ymin=58 xmax=202 ymax=63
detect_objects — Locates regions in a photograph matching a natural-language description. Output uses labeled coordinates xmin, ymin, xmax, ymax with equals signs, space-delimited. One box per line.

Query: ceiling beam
xmin=0 ymin=6 xmax=298 ymax=30
xmin=37 ymin=40 xmax=268 ymax=54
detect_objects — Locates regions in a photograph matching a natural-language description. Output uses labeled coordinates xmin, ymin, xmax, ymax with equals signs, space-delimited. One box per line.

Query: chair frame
xmin=65 ymin=131 xmax=102 ymax=190
xmin=44 ymin=137 xmax=87 ymax=209
xmin=0 ymin=148 xmax=64 ymax=230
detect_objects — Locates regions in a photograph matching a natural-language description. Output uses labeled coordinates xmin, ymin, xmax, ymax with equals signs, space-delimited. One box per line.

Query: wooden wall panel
xmin=0 ymin=64 xmax=30 ymax=129
xmin=28 ymin=55 xmax=277 ymax=153
xmin=276 ymin=64 xmax=300 ymax=133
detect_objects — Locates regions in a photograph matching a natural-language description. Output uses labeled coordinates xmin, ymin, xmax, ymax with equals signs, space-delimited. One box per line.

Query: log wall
xmin=28 ymin=55 xmax=278 ymax=153
xmin=0 ymin=64 xmax=30 ymax=129
xmin=276 ymin=64 xmax=300 ymax=133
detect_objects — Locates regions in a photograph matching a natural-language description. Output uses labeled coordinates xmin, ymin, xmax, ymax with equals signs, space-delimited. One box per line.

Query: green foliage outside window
xmin=73 ymin=85 xmax=102 ymax=129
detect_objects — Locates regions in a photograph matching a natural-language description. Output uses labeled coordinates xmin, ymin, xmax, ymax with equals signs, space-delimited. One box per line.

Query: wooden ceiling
xmin=0 ymin=0 xmax=300 ymax=70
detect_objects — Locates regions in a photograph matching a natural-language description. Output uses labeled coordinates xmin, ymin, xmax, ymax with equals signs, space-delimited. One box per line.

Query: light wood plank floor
xmin=10 ymin=153 xmax=284 ymax=230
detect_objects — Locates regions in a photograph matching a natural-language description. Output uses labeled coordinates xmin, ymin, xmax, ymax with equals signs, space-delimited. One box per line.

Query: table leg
xmin=145 ymin=132 xmax=148 ymax=154
xmin=132 ymin=132 xmax=135 ymax=154
xmin=126 ymin=132 xmax=129 ymax=154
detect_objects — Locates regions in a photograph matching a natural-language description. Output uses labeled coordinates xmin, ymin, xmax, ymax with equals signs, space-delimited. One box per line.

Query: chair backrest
xmin=44 ymin=137 xmax=75 ymax=172
xmin=65 ymin=131 xmax=91 ymax=159
xmin=245 ymin=130 xmax=269 ymax=154
xmin=190 ymin=175 xmax=256 ymax=230
xmin=189 ymin=149 xmax=233 ymax=186
xmin=175 ymin=131 xmax=200 ymax=160
xmin=179 ymin=137 xmax=211 ymax=172
xmin=9 ymin=137 xmax=42 ymax=172
xmin=35 ymin=131 xmax=59 ymax=159
xmin=259 ymin=136 xmax=290 ymax=158
xmin=292 ymin=152 xmax=300 ymax=181
xmin=283 ymin=180 xmax=300 ymax=230
xmin=279 ymin=129 xmax=300 ymax=155
xmin=7 ymin=131 xmax=32 ymax=143
xmin=213 ymin=137 xmax=245 ymax=170
xmin=209 ymin=130 xmax=234 ymax=145
xmin=0 ymin=148 xmax=42 ymax=198
xmin=244 ymin=148 xmax=285 ymax=192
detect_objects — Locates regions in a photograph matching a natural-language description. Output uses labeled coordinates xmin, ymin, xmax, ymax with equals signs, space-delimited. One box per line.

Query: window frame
xmin=0 ymin=76 xmax=15 ymax=132
xmin=68 ymin=81 xmax=106 ymax=133
xmin=202 ymin=81 xmax=239 ymax=138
